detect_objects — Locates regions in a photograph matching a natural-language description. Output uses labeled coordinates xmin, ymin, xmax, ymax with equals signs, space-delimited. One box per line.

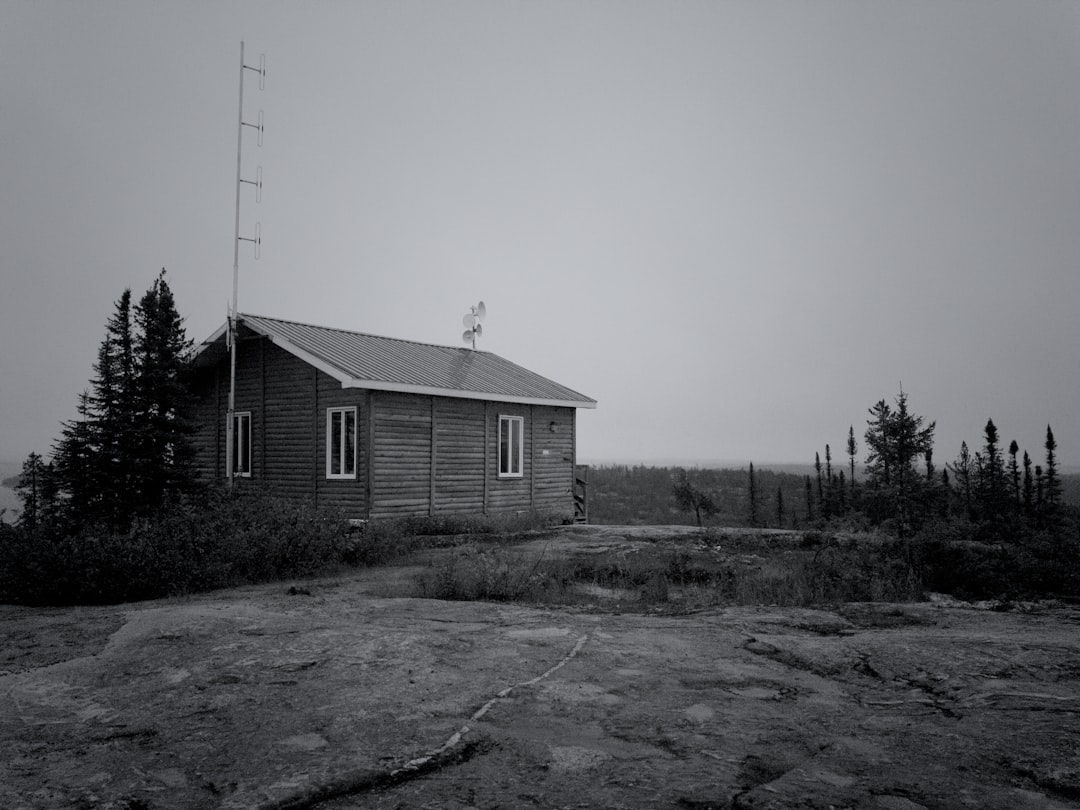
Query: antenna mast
xmin=461 ymin=301 xmax=486 ymax=350
xmin=227 ymin=41 xmax=266 ymax=486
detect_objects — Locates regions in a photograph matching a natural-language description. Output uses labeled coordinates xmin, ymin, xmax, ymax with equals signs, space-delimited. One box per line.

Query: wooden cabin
xmin=189 ymin=314 xmax=596 ymax=523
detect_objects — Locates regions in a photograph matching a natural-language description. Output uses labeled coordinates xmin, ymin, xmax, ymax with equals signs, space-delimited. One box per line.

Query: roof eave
xmin=198 ymin=316 xmax=598 ymax=409
xmin=339 ymin=378 xmax=597 ymax=409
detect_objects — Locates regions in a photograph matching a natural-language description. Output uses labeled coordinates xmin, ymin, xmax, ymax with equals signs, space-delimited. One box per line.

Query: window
xmin=327 ymin=407 xmax=358 ymax=479
xmin=498 ymin=414 xmax=524 ymax=478
xmin=229 ymin=411 xmax=252 ymax=477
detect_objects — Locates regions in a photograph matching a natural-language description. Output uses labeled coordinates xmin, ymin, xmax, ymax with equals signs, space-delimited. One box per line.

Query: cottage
xmin=189 ymin=314 xmax=596 ymax=522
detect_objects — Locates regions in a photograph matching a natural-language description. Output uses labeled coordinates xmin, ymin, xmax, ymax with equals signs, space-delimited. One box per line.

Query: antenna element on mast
xmin=461 ymin=301 xmax=486 ymax=350
xmin=227 ymin=41 xmax=267 ymax=486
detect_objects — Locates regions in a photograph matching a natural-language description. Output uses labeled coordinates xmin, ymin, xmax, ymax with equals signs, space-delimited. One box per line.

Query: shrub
xmin=0 ymin=486 xmax=352 ymax=605
xmin=415 ymin=545 xmax=550 ymax=602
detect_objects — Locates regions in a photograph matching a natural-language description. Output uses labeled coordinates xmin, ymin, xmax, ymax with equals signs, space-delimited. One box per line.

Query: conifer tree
xmin=133 ymin=270 xmax=195 ymax=512
xmin=975 ymin=419 xmax=1007 ymax=519
xmin=1022 ymin=450 xmax=1034 ymax=517
xmin=53 ymin=391 xmax=96 ymax=520
xmin=814 ymin=452 xmax=823 ymax=513
xmin=748 ymin=462 xmax=759 ymax=527
xmin=1043 ymin=425 xmax=1062 ymax=526
xmin=953 ymin=441 xmax=973 ymax=519
xmin=846 ymin=425 xmax=858 ymax=498
xmin=51 ymin=273 xmax=194 ymax=530
xmin=1035 ymin=465 xmax=1044 ymax=516
xmin=1008 ymin=440 xmax=1021 ymax=507
xmin=864 ymin=390 xmax=935 ymax=532
xmin=824 ymin=444 xmax=834 ymax=517
xmin=14 ymin=452 xmax=58 ymax=533
xmin=775 ymin=485 xmax=784 ymax=528
xmin=865 ymin=400 xmax=893 ymax=487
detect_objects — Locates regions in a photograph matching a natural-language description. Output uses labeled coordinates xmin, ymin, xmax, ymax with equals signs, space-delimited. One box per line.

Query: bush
xmin=0 ymin=487 xmax=352 ymax=605
xmin=910 ymin=518 xmax=1080 ymax=600
xmin=415 ymin=545 xmax=551 ymax=602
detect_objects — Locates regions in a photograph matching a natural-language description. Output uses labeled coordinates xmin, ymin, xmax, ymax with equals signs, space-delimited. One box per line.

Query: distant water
xmin=0 ymin=485 xmax=19 ymax=523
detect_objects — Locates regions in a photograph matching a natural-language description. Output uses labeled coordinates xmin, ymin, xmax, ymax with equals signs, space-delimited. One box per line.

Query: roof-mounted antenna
xmin=461 ymin=300 xmax=486 ymax=350
xmin=227 ymin=41 xmax=266 ymax=487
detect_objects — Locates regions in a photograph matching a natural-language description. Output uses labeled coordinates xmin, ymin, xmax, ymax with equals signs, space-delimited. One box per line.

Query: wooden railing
xmin=573 ymin=464 xmax=589 ymax=523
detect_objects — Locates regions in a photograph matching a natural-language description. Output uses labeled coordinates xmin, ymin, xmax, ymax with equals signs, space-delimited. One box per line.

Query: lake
xmin=0 ymin=485 xmax=19 ymax=523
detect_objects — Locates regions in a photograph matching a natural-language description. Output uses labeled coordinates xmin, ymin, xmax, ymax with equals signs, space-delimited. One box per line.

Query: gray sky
xmin=2 ymin=1 xmax=1078 ymax=469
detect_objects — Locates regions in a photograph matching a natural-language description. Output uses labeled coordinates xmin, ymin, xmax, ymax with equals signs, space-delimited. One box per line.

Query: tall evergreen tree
xmin=864 ymin=400 xmax=893 ymax=487
xmin=1035 ymin=465 xmax=1045 ymax=515
xmin=748 ymin=462 xmax=759 ymax=527
xmin=133 ymin=270 xmax=195 ymax=512
xmin=14 ymin=452 xmax=58 ymax=533
xmin=864 ymin=390 xmax=935 ymax=532
xmin=775 ymin=485 xmax=784 ymax=528
xmin=975 ymin=418 xmax=1007 ymax=519
xmin=1022 ymin=451 xmax=1034 ymax=518
xmin=1008 ymin=440 xmax=1021 ymax=507
xmin=824 ymin=444 xmax=834 ymax=517
xmin=952 ymin=441 xmax=973 ymax=519
xmin=51 ymin=273 xmax=194 ymax=530
xmin=53 ymin=391 xmax=97 ymax=522
xmin=1042 ymin=425 xmax=1062 ymax=526
xmin=846 ymin=425 xmax=858 ymax=498
xmin=814 ymin=452 xmax=823 ymax=513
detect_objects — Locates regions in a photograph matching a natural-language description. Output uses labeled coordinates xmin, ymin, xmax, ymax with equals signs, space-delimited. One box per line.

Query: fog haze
xmin=2 ymin=1 xmax=1077 ymax=470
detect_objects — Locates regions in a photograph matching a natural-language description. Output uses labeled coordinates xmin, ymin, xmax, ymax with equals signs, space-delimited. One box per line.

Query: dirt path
xmin=3 ymin=529 xmax=1080 ymax=809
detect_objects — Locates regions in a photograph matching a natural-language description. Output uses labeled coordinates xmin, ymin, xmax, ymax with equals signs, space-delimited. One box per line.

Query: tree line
xmin=13 ymin=271 xmax=194 ymax=535
xmin=2 ymin=274 xmax=355 ymax=605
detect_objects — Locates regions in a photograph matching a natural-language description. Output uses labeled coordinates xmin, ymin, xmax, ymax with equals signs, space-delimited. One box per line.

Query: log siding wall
xmin=190 ymin=336 xmax=578 ymax=522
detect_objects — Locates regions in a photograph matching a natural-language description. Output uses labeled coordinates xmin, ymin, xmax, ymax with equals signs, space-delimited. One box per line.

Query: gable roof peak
xmin=198 ymin=312 xmax=596 ymax=410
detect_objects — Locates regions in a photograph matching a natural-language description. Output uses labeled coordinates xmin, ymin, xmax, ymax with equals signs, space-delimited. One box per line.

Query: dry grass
xmin=407 ymin=531 xmax=924 ymax=610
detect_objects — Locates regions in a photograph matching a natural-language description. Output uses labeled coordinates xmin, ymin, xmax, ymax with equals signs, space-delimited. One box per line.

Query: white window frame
xmin=230 ymin=411 xmax=252 ymax=478
xmin=498 ymin=414 xmax=524 ymax=478
xmin=326 ymin=406 xmax=358 ymax=480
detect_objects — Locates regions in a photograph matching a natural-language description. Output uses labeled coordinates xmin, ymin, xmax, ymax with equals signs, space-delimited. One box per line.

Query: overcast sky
xmin=2 ymin=1 xmax=1078 ymax=470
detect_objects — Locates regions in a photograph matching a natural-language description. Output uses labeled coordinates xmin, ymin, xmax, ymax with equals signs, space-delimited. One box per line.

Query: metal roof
xmin=198 ymin=314 xmax=596 ymax=409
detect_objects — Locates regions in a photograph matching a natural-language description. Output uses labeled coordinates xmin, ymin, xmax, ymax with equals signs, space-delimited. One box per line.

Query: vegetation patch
xmin=0 ymin=487 xmax=354 ymax=605
xmin=409 ymin=531 xmax=925 ymax=610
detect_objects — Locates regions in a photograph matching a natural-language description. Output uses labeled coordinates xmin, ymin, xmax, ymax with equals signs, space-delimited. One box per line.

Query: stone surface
xmin=1 ymin=528 xmax=1079 ymax=809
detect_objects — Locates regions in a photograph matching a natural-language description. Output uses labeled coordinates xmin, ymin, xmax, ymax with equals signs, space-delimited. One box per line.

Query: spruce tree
xmin=846 ymin=425 xmax=858 ymax=499
xmin=975 ymin=419 xmax=1006 ymax=519
xmin=864 ymin=400 xmax=893 ymax=487
xmin=1008 ymin=440 xmax=1021 ymax=507
xmin=775 ymin=485 xmax=784 ymax=528
xmin=14 ymin=452 xmax=58 ymax=533
xmin=1043 ymin=425 xmax=1062 ymax=526
xmin=864 ymin=390 xmax=935 ymax=532
xmin=748 ymin=462 xmax=759 ymax=527
xmin=51 ymin=273 xmax=194 ymax=530
xmin=133 ymin=270 xmax=194 ymax=512
xmin=814 ymin=452 xmax=823 ymax=513
xmin=953 ymin=441 xmax=973 ymax=519
xmin=824 ymin=444 xmax=834 ymax=517
xmin=1022 ymin=450 xmax=1034 ymax=518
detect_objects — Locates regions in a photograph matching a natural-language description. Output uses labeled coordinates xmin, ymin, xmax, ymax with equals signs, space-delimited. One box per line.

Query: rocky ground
xmin=2 ymin=525 xmax=1080 ymax=809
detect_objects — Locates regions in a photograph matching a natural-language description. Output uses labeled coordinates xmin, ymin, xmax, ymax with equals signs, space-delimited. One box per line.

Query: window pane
xmin=499 ymin=418 xmax=509 ymax=474
xmin=512 ymin=418 xmax=522 ymax=474
xmin=331 ymin=412 xmax=342 ymax=476
xmin=241 ymin=415 xmax=249 ymax=473
xmin=233 ymin=414 xmax=250 ymax=475
xmin=344 ymin=411 xmax=355 ymax=475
